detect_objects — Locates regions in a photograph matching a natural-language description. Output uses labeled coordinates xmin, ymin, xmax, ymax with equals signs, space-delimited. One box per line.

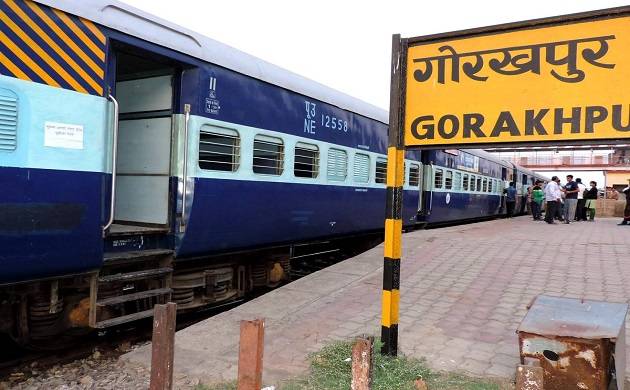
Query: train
xmin=0 ymin=0 xmax=546 ymax=346
xmin=419 ymin=149 xmax=547 ymax=224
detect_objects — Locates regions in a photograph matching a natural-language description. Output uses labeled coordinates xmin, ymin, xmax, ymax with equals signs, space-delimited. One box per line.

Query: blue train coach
xmin=0 ymin=0 xmax=423 ymax=344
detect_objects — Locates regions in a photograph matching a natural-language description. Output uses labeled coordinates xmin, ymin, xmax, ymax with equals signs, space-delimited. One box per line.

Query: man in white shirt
xmin=575 ymin=178 xmax=587 ymax=221
xmin=544 ymin=176 xmax=562 ymax=224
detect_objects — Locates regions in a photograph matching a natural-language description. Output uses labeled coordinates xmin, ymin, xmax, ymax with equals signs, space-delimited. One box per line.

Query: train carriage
xmin=0 ymin=0 xmax=423 ymax=344
xmin=418 ymin=149 xmax=511 ymax=224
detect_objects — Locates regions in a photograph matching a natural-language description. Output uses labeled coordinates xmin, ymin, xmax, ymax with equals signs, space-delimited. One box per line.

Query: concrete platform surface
xmin=123 ymin=217 xmax=630 ymax=386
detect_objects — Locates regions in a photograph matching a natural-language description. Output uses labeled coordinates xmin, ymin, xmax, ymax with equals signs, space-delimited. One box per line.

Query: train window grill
xmin=476 ymin=177 xmax=482 ymax=192
xmin=327 ymin=148 xmax=347 ymax=181
xmin=375 ymin=158 xmax=387 ymax=184
xmin=470 ymin=175 xmax=476 ymax=191
xmin=488 ymin=179 xmax=493 ymax=193
xmin=0 ymin=93 xmax=18 ymax=151
xmin=445 ymin=170 xmax=453 ymax=190
xmin=294 ymin=142 xmax=319 ymax=178
xmin=434 ymin=169 xmax=443 ymax=189
xmin=453 ymin=172 xmax=462 ymax=191
xmin=463 ymin=174 xmax=469 ymax=191
xmin=482 ymin=178 xmax=487 ymax=192
xmin=253 ymin=135 xmax=284 ymax=175
xmin=409 ymin=164 xmax=420 ymax=187
xmin=198 ymin=128 xmax=240 ymax=172
xmin=353 ymin=153 xmax=370 ymax=183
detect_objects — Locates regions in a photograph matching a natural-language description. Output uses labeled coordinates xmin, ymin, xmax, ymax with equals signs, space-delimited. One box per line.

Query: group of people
xmin=534 ymin=175 xmax=598 ymax=224
xmin=505 ymin=175 xmax=630 ymax=225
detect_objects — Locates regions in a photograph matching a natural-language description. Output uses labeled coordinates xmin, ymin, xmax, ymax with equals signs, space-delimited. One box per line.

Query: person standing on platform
xmin=584 ymin=181 xmax=598 ymax=222
xmin=531 ymin=181 xmax=544 ymax=220
xmin=544 ymin=176 xmax=561 ymax=224
xmin=505 ymin=182 xmax=517 ymax=218
xmin=619 ymin=179 xmax=630 ymax=226
xmin=562 ymin=175 xmax=579 ymax=224
xmin=575 ymin=178 xmax=587 ymax=221
xmin=555 ymin=177 xmax=565 ymax=221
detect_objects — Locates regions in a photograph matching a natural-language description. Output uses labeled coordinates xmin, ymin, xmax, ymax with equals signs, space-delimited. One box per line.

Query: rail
xmin=103 ymin=94 xmax=119 ymax=234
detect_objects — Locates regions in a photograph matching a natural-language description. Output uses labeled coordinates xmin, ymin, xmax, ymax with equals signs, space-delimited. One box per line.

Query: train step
xmin=89 ymin=249 xmax=174 ymax=329
xmin=103 ymin=249 xmax=173 ymax=266
xmin=93 ymin=308 xmax=156 ymax=329
xmin=98 ymin=267 xmax=173 ymax=283
xmin=96 ymin=287 xmax=172 ymax=307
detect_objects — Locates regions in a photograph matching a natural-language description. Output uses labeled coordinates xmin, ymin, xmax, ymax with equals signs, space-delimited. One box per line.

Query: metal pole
xmin=180 ymin=104 xmax=191 ymax=231
xmin=103 ymin=94 xmax=119 ymax=234
xmin=381 ymin=34 xmax=406 ymax=356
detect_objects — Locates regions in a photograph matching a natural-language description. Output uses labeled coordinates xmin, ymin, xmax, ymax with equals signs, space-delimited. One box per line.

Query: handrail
xmin=103 ymin=94 xmax=119 ymax=234
xmin=180 ymin=104 xmax=191 ymax=230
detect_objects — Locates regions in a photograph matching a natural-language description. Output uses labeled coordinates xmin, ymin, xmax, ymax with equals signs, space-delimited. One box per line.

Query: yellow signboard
xmin=404 ymin=15 xmax=630 ymax=147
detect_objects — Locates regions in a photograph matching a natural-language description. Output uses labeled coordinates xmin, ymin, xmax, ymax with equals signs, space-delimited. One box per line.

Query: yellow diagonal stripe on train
xmin=52 ymin=8 xmax=105 ymax=62
xmin=25 ymin=0 xmax=104 ymax=78
xmin=0 ymin=10 xmax=88 ymax=94
xmin=80 ymin=17 xmax=105 ymax=45
xmin=0 ymin=30 xmax=59 ymax=87
xmin=0 ymin=51 xmax=31 ymax=81
xmin=6 ymin=0 xmax=103 ymax=94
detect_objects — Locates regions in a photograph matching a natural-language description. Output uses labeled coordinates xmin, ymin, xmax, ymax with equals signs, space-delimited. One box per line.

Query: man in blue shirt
xmin=562 ymin=175 xmax=579 ymax=224
xmin=505 ymin=182 xmax=517 ymax=218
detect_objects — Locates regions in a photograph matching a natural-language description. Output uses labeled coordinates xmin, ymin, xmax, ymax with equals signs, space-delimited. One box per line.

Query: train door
xmin=417 ymin=165 xmax=424 ymax=213
xmin=520 ymin=173 xmax=529 ymax=213
xmin=500 ymin=167 xmax=508 ymax=213
xmin=92 ymin=44 xmax=186 ymax=329
xmin=108 ymin=49 xmax=178 ymax=233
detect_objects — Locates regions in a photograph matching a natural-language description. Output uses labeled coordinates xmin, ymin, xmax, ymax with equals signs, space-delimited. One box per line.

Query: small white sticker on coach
xmin=44 ymin=122 xmax=84 ymax=149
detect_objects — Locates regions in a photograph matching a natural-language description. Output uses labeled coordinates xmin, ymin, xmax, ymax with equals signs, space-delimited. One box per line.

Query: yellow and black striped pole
xmin=381 ymin=34 xmax=406 ymax=356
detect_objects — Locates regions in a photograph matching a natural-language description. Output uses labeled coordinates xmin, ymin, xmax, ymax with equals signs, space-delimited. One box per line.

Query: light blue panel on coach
xmin=0 ymin=75 xmax=110 ymax=173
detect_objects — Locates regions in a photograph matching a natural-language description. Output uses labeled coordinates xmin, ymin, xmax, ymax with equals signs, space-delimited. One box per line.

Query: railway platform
xmin=123 ymin=217 xmax=630 ymax=386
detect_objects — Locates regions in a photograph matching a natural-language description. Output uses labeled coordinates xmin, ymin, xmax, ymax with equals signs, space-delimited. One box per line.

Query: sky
xmin=120 ymin=0 xmax=628 ymax=110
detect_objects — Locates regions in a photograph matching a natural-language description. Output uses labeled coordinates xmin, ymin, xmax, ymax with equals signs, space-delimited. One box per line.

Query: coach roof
xmin=35 ymin=0 xmax=388 ymax=123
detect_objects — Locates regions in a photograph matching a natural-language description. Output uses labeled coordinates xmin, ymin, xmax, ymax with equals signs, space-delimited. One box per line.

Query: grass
xmin=197 ymin=339 xmax=509 ymax=390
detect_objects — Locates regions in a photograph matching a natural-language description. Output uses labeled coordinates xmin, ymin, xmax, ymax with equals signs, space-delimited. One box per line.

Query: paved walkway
xmin=123 ymin=217 xmax=630 ymax=387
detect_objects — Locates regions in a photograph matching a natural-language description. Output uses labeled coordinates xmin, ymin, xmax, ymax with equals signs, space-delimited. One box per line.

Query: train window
xmin=488 ymin=179 xmax=493 ymax=193
xmin=375 ymin=158 xmax=387 ymax=184
xmin=198 ymin=127 xmax=240 ymax=172
xmin=482 ymin=178 xmax=487 ymax=192
xmin=409 ymin=164 xmax=421 ymax=187
xmin=294 ymin=142 xmax=319 ymax=178
xmin=453 ymin=172 xmax=462 ymax=191
xmin=463 ymin=174 xmax=469 ymax=191
xmin=476 ymin=177 xmax=482 ymax=192
xmin=353 ymin=153 xmax=370 ymax=183
xmin=434 ymin=168 xmax=443 ymax=189
xmin=253 ymin=135 xmax=284 ymax=175
xmin=327 ymin=148 xmax=348 ymax=181
xmin=445 ymin=170 xmax=453 ymax=190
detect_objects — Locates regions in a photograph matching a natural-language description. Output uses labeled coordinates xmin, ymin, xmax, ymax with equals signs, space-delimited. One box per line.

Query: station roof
xmin=36 ymin=0 xmax=389 ymax=124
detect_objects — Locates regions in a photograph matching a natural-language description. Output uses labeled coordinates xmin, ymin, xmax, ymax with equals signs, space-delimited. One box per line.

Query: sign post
xmin=382 ymin=6 xmax=630 ymax=357
xmin=380 ymin=34 xmax=406 ymax=356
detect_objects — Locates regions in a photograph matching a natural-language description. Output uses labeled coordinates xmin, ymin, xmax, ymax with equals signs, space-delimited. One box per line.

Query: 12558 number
xmin=322 ymin=115 xmax=348 ymax=132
